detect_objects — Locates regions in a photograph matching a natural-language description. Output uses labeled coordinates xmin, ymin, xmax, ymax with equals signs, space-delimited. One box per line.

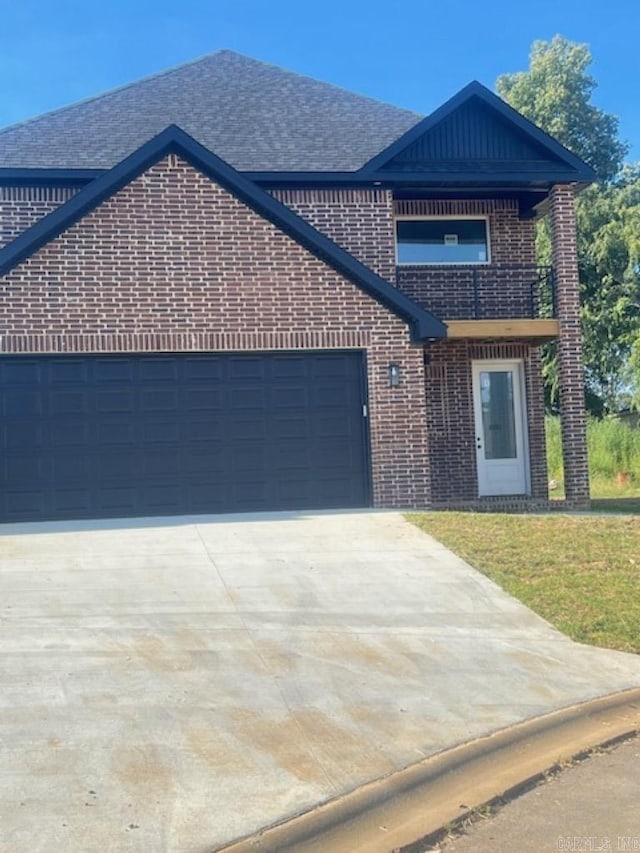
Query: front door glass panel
xmin=480 ymin=370 xmax=516 ymax=460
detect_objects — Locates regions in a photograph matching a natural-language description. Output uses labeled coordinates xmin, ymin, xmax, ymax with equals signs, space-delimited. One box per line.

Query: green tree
xmin=578 ymin=168 xmax=640 ymax=410
xmin=497 ymin=37 xmax=640 ymax=413
xmin=497 ymin=36 xmax=627 ymax=182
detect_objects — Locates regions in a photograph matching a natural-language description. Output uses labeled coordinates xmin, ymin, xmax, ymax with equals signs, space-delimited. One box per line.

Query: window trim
xmin=395 ymin=215 xmax=492 ymax=266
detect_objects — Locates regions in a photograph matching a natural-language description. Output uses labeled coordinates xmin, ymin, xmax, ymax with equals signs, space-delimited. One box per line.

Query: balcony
xmin=395 ymin=263 xmax=559 ymax=342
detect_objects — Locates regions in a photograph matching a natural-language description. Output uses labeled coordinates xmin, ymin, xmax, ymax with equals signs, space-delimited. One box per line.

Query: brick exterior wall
xmin=0 ymin=176 xmax=568 ymax=511
xmin=0 ymin=186 xmax=81 ymax=249
xmin=394 ymin=199 xmax=539 ymax=319
xmin=424 ymin=339 xmax=548 ymax=505
xmin=550 ymin=184 xmax=590 ymax=508
xmin=270 ymin=188 xmax=396 ymax=281
xmin=0 ymin=155 xmax=431 ymax=509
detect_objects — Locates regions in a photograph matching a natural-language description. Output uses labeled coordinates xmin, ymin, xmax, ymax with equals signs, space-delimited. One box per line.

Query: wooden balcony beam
xmin=445 ymin=318 xmax=559 ymax=342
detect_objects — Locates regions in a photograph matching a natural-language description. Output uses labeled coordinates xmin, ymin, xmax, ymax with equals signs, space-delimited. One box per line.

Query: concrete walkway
xmin=1 ymin=510 xmax=640 ymax=852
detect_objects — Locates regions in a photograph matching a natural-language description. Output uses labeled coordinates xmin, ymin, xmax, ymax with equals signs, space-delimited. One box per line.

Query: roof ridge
xmin=0 ymin=50 xmax=420 ymax=140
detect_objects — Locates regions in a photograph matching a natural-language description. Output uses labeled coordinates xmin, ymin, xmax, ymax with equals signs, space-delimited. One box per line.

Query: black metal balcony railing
xmin=395 ymin=264 xmax=556 ymax=321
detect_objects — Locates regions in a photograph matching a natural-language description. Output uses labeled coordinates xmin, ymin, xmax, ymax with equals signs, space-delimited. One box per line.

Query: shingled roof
xmin=0 ymin=51 xmax=421 ymax=172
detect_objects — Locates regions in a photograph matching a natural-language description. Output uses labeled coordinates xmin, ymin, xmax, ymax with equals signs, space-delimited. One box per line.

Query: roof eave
xmin=0 ymin=166 xmax=595 ymax=190
xmin=0 ymin=125 xmax=445 ymax=342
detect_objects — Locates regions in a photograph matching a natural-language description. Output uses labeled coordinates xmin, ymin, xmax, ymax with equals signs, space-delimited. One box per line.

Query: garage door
xmin=0 ymin=352 xmax=370 ymax=522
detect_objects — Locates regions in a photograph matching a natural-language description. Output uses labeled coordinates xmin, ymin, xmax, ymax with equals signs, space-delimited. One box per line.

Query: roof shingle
xmin=0 ymin=51 xmax=421 ymax=172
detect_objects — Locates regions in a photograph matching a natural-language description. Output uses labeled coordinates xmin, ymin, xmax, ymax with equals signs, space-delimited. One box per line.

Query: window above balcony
xmin=396 ymin=217 xmax=490 ymax=265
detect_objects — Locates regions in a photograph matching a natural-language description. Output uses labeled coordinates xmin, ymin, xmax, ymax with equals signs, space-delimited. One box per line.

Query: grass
xmin=407 ymin=512 xmax=640 ymax=654
xmin=406 ymin=418 xmax=640 ymax=653
xmin=546 ymin=415 xmax=640 ymax=512
xmin=549 ymin=478 xmax=640 ymax=513
xmin=547 ymin=415 xmax=640 ymax=483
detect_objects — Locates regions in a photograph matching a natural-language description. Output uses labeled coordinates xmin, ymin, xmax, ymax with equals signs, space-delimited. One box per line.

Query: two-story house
xmin=0 ymin=51 xmax=594 ymax=522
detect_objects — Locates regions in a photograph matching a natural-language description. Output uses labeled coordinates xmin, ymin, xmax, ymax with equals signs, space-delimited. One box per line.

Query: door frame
xmin=471 ymin=358 xmax=530 ymax=497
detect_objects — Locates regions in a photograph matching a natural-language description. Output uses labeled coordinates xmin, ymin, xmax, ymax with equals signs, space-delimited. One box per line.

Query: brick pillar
xmin=549 ymin=184 xmax=590 ymax=508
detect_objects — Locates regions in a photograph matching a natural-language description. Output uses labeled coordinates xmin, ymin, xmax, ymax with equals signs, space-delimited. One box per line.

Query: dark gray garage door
xmin=0 ymin=352 xmax=370 ymax=522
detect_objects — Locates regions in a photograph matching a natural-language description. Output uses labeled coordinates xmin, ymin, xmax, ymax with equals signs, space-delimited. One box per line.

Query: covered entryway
xmin=472 ymin=359 xmax=530 ymax=496
xmin=0 ymin=351 xmax=370 ymax=521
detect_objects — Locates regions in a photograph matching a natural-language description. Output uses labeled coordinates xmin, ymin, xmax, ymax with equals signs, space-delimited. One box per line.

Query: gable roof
xmin=0 ymin=125 xmax=446 ymax=342
xmin=360 ymin=81 xmax=597 ymax=184
xmin=0 ymin=51 xmax=420 ymax=173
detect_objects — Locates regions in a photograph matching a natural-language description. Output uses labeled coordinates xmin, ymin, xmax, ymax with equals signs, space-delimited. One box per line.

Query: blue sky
xmin=2 ymin=0 xmax=639 ymax=161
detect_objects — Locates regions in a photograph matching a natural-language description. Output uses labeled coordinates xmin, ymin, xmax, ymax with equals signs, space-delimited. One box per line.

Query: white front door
xmin=472 ymin=360 xmax=529 ymax=497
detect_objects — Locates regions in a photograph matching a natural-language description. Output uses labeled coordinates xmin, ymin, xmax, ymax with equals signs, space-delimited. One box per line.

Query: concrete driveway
xmin=2 ymin=510 xmax=640 ymax=853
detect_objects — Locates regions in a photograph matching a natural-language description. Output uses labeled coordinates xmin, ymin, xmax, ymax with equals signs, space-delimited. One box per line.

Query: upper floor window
xmin=396 ymin=217 xmax=490 ymax=265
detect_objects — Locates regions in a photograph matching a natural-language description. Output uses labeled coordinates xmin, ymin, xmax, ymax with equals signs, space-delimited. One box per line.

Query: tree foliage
xmin=497 ymin=36 xmax=627 ymax=182
xmin=497 ymin=36 xmax=640 ymax=413
xmin=578 ymin=168 xmax=640 ymax=409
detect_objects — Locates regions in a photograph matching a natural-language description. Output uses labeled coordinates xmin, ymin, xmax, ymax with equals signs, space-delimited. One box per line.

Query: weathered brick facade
xmin=0 ymin=155 xmax=431 ymax=508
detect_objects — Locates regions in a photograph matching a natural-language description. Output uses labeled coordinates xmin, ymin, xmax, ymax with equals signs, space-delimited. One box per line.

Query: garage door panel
xmin=53 ymin=488 xmax=93 ymax=514
xmin=4 ymin=422 xmax=43 ymax=449
xmin=228 ymin=358 xmax=266 ymax=380
xmin=93 ymin=451 xmax=140 ymax=479
xmin=140 ymin=389 xmax=179 ymax=412
xmin=229 ymin=445 xmax=265 ymax=473
xmin=271 ymin=357 xmax=307 ymax=379
xmin=4 ymin=390 xmax=43 ymax=416
xmin=231 ymin=387 xmax=265 ymax=408
xmin=313 ymin=385 xmax=350 ymax=407
xmin=95 ymin=486 xmax=138 ymax=513
xmin=52 ymin=454 xmax=91 ymax=481
xmin=95 ymin=422 xmax=136 ymax=444
xmin=270 ymin=386 xmax=308 ymax=407
xmin=232 ymin=418 xmax=267 ymax=440
xmin=48 ymin=361 xmax=89 ymax=383
xmin=50 ymin=422 xmax=89 ymax=445
xmin=272 ymin=417 xmax=310 ymax=440
xmin=233 ymin=480 xmax=267 ymax=505
xmin=50 ymin=390 xmax=88 ymax=415
xmin=183 ymin=358 xmax=224 ymax=381
xmin=312 ymin=357 xmax=351 ymax=379
xmin=138 ymin=358 xmax=179 ymax=381
xmin=93 ymin=359 xmax=135 ymax=382
xmin=186 ymin=419 xmax=225 ymax=441
xmin=4 ymin=455 xmax=46 ymax=485
xmin=184 ymin=387 xmax=225 ymax=411
xmin=3 ymin=490 xmax=46 ymax=517
xmin=0 ymin=352 xmax=369 ymax=521
xmin=140 ymin=483 xmax=185 ymax=510
xmin=138 ymin=450 xmax=182 ymax=478
xmin=315 ymin=415 xmax=354 ymax=438
xmin=142 ymin=421 xmax=181 ymax=443
xmin=2 ymin=360 xmax=41 ymax=384
xmin=95 ymin=390 xmax=135 ymax=413
xmin=276 ymin=479 xmax=310 ymax=502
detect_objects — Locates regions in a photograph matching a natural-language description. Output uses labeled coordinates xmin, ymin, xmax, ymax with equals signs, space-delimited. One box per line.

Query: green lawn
xmin=407 ymin=512 xmax=640 ymax=654
xmin=548 ymin=477 xmax=640 ymax=513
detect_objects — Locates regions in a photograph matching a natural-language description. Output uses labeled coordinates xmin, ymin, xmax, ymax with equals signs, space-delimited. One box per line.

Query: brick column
xmin=549 ymin=184 xmax=590 ymax=508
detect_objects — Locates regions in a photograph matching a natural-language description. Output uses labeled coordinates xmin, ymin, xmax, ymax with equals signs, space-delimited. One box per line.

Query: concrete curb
xmin=215 ymin=686 xmax=640 ymax=853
